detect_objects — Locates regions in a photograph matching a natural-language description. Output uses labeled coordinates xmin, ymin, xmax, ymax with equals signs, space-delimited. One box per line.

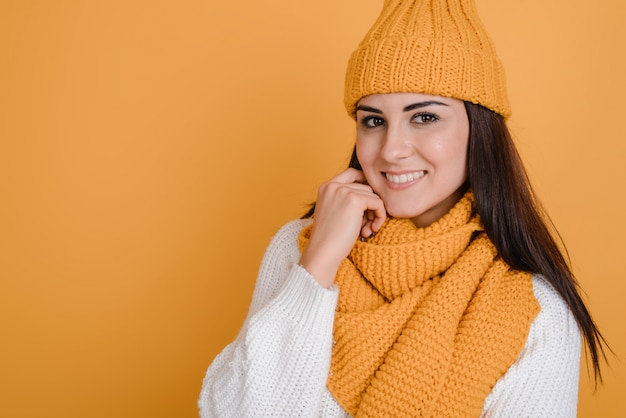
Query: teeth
xmin=386 ymin=171 xmax=425 ymax=184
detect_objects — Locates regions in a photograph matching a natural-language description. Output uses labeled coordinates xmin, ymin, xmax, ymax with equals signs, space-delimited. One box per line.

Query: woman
xmin=199 ymin=0 xmax=607 ymax=416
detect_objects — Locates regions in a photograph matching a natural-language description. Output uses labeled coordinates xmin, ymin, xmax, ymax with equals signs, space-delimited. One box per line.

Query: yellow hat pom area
xmin=344 ymin=0 xmax=511 ymax=119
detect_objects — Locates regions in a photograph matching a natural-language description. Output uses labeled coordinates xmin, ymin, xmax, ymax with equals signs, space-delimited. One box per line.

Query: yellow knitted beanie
xmin=344 ymin=0 xmax=511 ymax=118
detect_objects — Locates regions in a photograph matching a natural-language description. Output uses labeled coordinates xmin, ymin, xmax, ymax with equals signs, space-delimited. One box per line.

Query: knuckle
xmin=345 ymin=192 xmax=361 ymax=205
xmin=318 ymin=181 xmax=334 ymax=196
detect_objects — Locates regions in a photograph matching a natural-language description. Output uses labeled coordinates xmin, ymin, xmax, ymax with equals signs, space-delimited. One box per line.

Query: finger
xmin=361 ymin=221 xmax=374 ymax=239
xmin=371 ymin=202 xmax=387 ymax=232
xmin=339 ymin=182 xmax=375 ymax=193
xmin=357 ymin=194 xmax=386 ymax=234
xmin=360 ymin=211 xmax=375 ymax=238
xmin=360 ymin=197 xmax=386 ymax=238
xmin=329 ymin=167 xmax=367 ymax=185
xmin=318 ymin=179 xmax=373 ymax=201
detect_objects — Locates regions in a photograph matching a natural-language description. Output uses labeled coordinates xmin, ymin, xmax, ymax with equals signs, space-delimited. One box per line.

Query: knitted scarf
xmin=298 ymin=192 xmax=539 ymax=417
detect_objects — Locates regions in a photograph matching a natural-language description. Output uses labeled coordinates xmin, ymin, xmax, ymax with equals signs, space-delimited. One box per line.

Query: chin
xmin=385 ymin=206 xmax=423 ymax=220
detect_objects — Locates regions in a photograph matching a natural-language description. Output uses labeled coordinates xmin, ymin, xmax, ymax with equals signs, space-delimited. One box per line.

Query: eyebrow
xmin=355 ymin=100 xmax=449 ymax=114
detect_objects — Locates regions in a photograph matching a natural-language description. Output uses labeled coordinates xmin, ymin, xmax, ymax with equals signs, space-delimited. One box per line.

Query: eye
xmin=413 ymin=113 xmax=438 ymax=124
xmin=360 ymin=116 xmax=385 ymax=128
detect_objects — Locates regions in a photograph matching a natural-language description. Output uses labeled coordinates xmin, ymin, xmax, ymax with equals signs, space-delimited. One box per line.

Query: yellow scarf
xmin=299 ymin=192 xmax=539 ymax=417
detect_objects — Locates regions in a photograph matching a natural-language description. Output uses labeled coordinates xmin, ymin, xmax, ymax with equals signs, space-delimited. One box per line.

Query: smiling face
xmin=355 ymin=93 xmax=470 ymax=228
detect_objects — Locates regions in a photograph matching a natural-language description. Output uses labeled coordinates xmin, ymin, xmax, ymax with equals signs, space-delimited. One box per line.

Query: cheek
xmin=451 ymin=143 xmax=469 ymax=181
xmin=355 ymin=143 xmax=382 ymax=188
xmin=429 ymin=137 xmax=469 ymax=179
xmin=355 ymin=140 xmax=377 ymax=169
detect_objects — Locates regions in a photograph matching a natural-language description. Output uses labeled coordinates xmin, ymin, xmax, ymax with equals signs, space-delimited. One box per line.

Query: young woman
xmin=199 ymin=0 xmax=607 ymax=416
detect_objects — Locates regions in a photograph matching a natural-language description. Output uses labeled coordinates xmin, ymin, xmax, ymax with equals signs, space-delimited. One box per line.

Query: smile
xmin=385 ymin=171 xmax=425 ymax=184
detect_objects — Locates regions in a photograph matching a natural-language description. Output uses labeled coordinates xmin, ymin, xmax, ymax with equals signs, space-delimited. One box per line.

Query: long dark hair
xmin=464 ymin=102 xmax=608 ymax=382
xmin=302 ymin=101 xmax=608 ymax=381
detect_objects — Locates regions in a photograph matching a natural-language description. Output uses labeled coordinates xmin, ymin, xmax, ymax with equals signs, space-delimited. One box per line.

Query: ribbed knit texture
xmin=344 ymin=0 xmax=511 ymax=118
xmin=299 ymin=193 xmax=540 ymax=417
xmin=199 ymin=218 xmax=581 ymax=417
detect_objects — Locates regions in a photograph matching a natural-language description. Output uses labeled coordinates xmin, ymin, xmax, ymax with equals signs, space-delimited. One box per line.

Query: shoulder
xmin=520 ymin=274 xmax=581 ymax=373
xmin=256 ymin=218 xmax=313 ymax=276
xmin=270 ymin=218 xmax=313 ymax=246
xmin=530 ymin=274 xmax=581 ymax=346
xmin=247 ymin=219 xmax=314 ymax=315
xmin=501 ymin=274 xmax=581 ymax=379
xmin=481 ymin=275 xmax=581 ymax=416
xmin=262 ymin=218 xmax=312 ymax=264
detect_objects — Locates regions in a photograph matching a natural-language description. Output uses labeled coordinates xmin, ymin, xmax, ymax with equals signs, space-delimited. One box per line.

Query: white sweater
xmin=199 ymin=219 xmax=581 ymax=417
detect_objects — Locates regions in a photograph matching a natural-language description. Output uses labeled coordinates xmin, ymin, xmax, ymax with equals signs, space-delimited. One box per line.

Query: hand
xmin=299 ymin=168 xmax=386 ymax=288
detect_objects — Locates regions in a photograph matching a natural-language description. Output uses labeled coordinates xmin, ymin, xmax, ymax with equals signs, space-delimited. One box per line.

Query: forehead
xmin=357 ymin=92 xmax=461 ymax=108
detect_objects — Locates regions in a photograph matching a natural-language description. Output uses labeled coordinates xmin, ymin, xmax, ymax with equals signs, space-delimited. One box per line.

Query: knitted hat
xmin=344 ymin=0 xmax=511 ymax=119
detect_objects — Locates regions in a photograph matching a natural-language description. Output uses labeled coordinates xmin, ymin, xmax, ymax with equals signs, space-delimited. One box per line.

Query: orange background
xmin=1 ymin=0 xmax=624 ymax=416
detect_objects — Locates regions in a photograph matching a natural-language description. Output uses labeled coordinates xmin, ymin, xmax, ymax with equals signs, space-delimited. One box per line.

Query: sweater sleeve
xmin=481 ymin=275 xmax=582 ymax=417
xmin=198 ymin=219 xmax=340 ymax=418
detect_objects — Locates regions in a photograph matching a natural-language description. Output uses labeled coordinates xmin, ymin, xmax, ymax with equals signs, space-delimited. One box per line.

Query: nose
xmin=379 ymin=122 xmax=413 ymax=162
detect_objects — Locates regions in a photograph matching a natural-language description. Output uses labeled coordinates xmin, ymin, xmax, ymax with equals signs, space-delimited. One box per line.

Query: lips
xmin=385 ymin=171 xmax=425 ymax=184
